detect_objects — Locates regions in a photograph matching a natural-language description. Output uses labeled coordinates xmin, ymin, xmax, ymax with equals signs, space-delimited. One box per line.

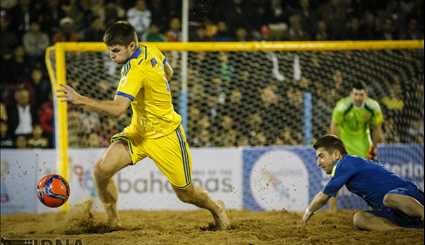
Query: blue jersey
xmin=323 ymin=155 xmax=420 ymax=210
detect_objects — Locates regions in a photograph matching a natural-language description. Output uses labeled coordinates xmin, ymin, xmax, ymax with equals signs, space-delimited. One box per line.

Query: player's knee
xmin=174 ymin=188 xmax=193 ymax=203
xmin=176 ymin=191 xmax=191 ymax=203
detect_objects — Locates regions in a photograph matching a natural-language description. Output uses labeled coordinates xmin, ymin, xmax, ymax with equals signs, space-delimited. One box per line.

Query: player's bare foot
xmin=104 ymin=203 xmax=122 ymax=229
xmin=213 ymin=200 xmax=230 ymax=230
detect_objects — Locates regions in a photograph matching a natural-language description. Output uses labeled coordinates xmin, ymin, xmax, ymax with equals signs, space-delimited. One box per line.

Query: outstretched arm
xmin=57 ymin=84 xmax=131 ymax=117
xmin=302 ymin=192 xmax=331 ymax=224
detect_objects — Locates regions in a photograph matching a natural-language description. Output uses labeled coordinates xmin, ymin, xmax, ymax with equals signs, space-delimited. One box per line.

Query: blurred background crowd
xmin=0 ymin=0 xmax=423 ymax=149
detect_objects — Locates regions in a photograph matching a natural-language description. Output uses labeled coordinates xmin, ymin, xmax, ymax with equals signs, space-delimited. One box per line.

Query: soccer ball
xmin=36 ymin=174 xmax=70 ymax=208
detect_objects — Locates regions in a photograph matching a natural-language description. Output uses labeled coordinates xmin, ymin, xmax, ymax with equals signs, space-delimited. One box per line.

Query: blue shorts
xmin=368 ymin=186 xmax=424 ymax=228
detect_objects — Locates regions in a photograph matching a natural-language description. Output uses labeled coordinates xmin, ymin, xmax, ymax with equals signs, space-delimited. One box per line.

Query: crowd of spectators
xmin=0 ymin=0 xmax=423 ymax=148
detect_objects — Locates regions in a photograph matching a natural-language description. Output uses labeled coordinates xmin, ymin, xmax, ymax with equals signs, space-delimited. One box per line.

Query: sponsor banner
xmin=1 ymin=145 xmax=423 ymax=213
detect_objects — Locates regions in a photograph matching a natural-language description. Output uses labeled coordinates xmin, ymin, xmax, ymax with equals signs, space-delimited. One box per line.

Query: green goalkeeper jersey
xmin=332 ymin=97 xmax=384 ymax=157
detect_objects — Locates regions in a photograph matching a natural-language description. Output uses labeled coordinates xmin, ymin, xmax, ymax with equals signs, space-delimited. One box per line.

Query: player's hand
xmin=56 ymin=84 xmax=83 ymax=104
xmin=367 ymin=146 xmax=377 ymax=160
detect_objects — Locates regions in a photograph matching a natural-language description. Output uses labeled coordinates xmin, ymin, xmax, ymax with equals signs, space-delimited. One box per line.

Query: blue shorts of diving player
xmin=368 ymin=186 xmax=424 ymax=228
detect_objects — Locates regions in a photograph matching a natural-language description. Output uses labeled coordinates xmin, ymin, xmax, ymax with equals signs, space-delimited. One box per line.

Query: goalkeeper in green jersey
xmin=328 ymin=82 xmax=385 ymax=211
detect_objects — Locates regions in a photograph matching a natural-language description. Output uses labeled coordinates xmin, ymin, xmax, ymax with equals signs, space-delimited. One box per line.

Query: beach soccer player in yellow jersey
xmin=57 ymin=21 xmax=230 ymax=230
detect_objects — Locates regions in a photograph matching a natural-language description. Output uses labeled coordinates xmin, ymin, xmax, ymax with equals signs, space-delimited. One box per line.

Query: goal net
xmin=47 ymin=42 xmax=424 ymax=148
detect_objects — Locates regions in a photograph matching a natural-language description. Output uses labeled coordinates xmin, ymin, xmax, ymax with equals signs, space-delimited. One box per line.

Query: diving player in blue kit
xmin=302 ymin=134 xmax=424 ymax=231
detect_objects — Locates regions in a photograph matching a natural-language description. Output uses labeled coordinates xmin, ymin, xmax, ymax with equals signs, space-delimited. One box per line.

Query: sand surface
xmin=1 ymin=206 xmax=423 ymax=245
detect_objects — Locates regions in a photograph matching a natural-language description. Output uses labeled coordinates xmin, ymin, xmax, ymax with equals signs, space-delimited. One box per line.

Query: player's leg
xmin=144 ymin=126 xmax=230 ymax=229
xmin=328 ymin=194 xmax=337 ymax=212
xmin=173 ymin=184 xmax=230 ymax=230
xmin=174 ymin=126 xmax=230 ymax=229
xmin=93 ymin=141 xmax=132 ymax=226
xmin=383 ymin=193 xmax=424 ymax=221
xmin=353 ymin=210 xmax=401 ymax=231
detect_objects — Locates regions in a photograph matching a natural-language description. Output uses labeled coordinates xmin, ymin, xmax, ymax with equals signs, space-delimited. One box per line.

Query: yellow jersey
xmin=115 ymin=44 xmax=181 ymax=139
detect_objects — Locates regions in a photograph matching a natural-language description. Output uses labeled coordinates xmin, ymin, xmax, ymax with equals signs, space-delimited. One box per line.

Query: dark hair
xmin=313 ymin=134 xmax=347 ymax=155
xmin=103 ymin=21 xmax=137 ymax=46
xmin=352 ymin=82 xmax=366 ymax=91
